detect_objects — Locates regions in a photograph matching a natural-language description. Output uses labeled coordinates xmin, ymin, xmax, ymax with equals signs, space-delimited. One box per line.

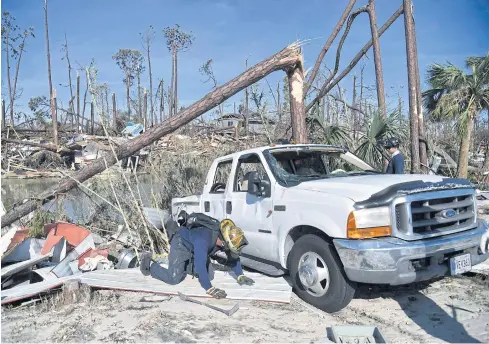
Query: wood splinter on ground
xmin=178 ymin=291 xmax=240 ymax=316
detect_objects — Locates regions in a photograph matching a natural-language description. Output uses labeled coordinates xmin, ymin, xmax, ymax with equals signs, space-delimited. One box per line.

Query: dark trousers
xmin=150 ymin=234 xmax=192 ymax=285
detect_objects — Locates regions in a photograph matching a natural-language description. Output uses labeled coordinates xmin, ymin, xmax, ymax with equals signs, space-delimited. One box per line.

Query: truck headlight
xmin=347 ymin=207 xmax=391 ymax=239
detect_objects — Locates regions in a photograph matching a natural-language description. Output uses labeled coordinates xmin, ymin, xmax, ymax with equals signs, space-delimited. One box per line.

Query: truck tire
xmin=289 ymin=234 xmax=356 ymax=313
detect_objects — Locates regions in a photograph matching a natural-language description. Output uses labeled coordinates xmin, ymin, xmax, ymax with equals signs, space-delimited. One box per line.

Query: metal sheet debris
xmin=1 ymin=253 xmax=52 ymax=279
xmin=79 ymin=268 xmax=292 ymax=303
xmin=329 ymin=325 xmax=386 ymax=343
xmin=51 ymin=235 xmax=95 ymax=278
xmin=2 ymin=238 xmax=45 ymax=264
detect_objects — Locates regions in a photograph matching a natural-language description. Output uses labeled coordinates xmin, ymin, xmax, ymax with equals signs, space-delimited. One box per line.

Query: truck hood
xmin=292 ymin=174 xmax=468 ymax=202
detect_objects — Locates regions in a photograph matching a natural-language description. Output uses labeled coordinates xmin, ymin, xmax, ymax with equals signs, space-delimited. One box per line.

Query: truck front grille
xmin=393 ymin=189 xmax=476 ymax=240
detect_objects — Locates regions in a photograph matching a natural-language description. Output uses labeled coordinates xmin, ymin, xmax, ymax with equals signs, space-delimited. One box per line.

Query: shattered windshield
xmin=263 ymin=148 xmax=380 ymax=186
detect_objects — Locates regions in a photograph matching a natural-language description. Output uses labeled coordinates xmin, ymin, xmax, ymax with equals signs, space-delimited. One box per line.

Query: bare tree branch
xmin=305 ymin=5 xmax=404 ymax=113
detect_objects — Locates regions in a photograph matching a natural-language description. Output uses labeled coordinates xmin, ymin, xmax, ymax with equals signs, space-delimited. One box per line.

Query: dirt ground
xmin=1 ymin=271 xmax=488 ymax=343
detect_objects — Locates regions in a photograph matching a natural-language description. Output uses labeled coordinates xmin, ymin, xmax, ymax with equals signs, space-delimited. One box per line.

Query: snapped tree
xmin=1 ymin=42 xmax=305 ymax=228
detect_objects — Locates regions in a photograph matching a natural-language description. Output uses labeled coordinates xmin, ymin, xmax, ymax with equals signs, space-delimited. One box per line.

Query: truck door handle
xmin=204 ymin=201 xmax=210 ymax=212
xmin=226 ymin=201 xmax=232 ymax=214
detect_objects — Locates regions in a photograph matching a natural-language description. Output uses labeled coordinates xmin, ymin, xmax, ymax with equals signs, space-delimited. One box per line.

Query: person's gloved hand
xmin=206 ymin=286 xmax=227 ymax=299
xmin=237 ymin=275 xmax=255 ymax=286
xmin=480 ymin=230 xmax=489 ymax=254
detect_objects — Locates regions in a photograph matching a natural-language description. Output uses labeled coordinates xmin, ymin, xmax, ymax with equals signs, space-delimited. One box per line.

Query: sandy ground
xmin=2 ymin=211 xmax=488 ymax=343
xmin=1 ymin=271 xmax=488 ymax=343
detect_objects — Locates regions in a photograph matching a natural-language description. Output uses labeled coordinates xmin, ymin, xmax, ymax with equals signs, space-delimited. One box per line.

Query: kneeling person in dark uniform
xmin=139 ymin=212 xmax=254 ymax=299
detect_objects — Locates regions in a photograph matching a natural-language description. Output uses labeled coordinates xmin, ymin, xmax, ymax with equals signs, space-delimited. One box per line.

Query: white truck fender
xmin=276 ymin=210 xmax=346 ymax=269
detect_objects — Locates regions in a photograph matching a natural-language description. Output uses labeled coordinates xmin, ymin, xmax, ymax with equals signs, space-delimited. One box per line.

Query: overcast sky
xmin=2 ymin=0 xmax=488 ymax=121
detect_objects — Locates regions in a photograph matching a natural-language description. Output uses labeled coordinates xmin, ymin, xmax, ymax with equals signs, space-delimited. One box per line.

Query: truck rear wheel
xmin=289 ymin=234 xmax=356 ymax=313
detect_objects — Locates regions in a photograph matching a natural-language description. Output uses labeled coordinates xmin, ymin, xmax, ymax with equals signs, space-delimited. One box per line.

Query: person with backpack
xmin=139 ymin=211 xmax=255 ymax=299
xmin=382 ymin=138 xmax=405 ymax=174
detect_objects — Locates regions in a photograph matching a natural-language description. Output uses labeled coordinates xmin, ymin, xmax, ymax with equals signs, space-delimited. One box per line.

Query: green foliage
xmin=1 ymin=12 xmax=35 ymax=57
xmin=354 ymin=110 xmax=407 ymax=169
xmin=199 ymin=59 xmax=217 ymax=87
xmin=28 ymin=95 xmax=50 ymax=123
xmin=29 ymin=210 xmax=56 ymax=238
xmin=163 ymin=24 xmax=194 ymax=53
xmin=112 ymin=49 xmax=144 ymax=86
xmin=307 ymin=103 xmax=351 ymax=147
xmin=422 ymin=52 xmax=489 ymax=134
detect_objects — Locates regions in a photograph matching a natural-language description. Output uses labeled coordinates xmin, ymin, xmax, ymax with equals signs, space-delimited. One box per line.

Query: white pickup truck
xmin=171 ymin=143 xmax=489 ymax=312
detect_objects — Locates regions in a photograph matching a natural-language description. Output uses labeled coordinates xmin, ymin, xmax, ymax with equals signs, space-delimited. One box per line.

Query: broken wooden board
xmin=1 ymin=253 xmax=52 ymax=279
xmin=79 ymin=268 xmax=292 ymax=303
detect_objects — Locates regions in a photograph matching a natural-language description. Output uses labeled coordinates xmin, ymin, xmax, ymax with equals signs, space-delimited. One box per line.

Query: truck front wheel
xmin=289 ymin=234 xmax=356 ymax=313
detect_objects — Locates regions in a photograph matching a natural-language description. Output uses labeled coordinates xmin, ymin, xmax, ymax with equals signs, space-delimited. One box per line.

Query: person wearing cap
xmin=139 ymin=215 xmax=254 ymax=299
xmin=383 ymin=138 xmax=405 ymax=174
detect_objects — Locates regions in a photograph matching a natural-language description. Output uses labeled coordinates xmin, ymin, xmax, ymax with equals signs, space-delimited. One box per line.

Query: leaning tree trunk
xmin=287 ymin=59 xmax=307 ymax=143
xmin=403 ymin=0 xmax=420 ymax=173
xmin=1 ymin=43 xmax=304 ymax=228
xmin=457 ymin=115 xmax=474 ymax=178
xmin=367 ymin=0 xmax=386 ymax=118
xmin=304 ymin=0 xmax=357 ymax=96
xmin=305 ymin=5 xmax=403 ymax=113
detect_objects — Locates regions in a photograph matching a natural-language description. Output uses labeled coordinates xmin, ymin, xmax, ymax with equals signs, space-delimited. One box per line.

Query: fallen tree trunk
xmin=1 ymin=138 xmax=59 ymax=153
xmin=305 ymin=5 xmax=403 ymax=113
xmin=1 ymin=43 xmax=303 ymax=228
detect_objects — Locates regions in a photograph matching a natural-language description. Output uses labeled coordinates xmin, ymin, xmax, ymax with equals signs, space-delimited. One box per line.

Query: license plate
xmin=450 ymin=253 xmax=472 ymax=275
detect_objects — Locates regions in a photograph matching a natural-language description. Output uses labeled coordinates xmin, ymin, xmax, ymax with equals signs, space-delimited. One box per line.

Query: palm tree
xmin=423 ymin=54 xmax=489 ymax=178
xmin=355 ymin=110 xmax=407 ymax=170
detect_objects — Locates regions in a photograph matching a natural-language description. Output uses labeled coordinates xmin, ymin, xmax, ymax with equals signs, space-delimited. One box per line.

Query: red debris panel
xmin=41 ymin=222 xmax=91 ymax=255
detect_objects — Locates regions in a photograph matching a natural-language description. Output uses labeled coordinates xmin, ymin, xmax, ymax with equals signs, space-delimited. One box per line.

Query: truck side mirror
xmin=247 ymin=171 xmax=271 ymax=197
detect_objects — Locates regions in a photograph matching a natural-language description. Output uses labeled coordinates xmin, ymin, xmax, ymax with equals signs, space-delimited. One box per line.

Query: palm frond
xmin=473 ymin=52 xmax=489 ymax=86
xmin=354 ymin=110 xmax=407 ymax=169
xmin=426 ymin=63 xmax=467 ymax=90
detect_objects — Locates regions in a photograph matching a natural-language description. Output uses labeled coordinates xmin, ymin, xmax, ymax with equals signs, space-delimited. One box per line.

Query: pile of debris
xmin=0 ymin=220 xmax=153 ymax=306
xmin=1 ymin=122 xmax=149 ymax=179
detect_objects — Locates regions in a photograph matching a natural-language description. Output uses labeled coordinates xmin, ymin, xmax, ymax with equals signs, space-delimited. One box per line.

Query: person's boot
xmin=139 ymin=251 xmax=152 ymax=276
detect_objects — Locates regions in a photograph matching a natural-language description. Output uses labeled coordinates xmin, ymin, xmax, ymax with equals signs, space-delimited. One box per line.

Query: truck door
xmin=225 ymin=153 xmax=277 ymax=262
xmin=201 ymin=158 xmax=233 ymax=221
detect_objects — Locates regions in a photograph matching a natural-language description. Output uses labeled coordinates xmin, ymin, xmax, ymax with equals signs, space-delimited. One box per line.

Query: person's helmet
xmin=381 ymin=138 xmax=400 ymax=149
xmin=219 ymin=219 xmax=248 ymax=255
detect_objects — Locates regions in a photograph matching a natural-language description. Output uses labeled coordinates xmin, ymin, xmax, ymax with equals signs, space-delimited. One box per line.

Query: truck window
xmin=234 ymin=154 xmax=269 ymax=192
xmin=210 ymin=160 xmax=232 ymax=194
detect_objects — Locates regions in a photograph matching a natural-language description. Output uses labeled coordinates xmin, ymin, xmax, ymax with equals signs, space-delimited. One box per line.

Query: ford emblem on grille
xmin=440 ymin=209 xmax=457 ymax=218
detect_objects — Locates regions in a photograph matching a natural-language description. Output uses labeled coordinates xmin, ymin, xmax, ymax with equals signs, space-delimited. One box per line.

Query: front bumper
xmin=333 ymin=219 xmax=489 ymax=285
